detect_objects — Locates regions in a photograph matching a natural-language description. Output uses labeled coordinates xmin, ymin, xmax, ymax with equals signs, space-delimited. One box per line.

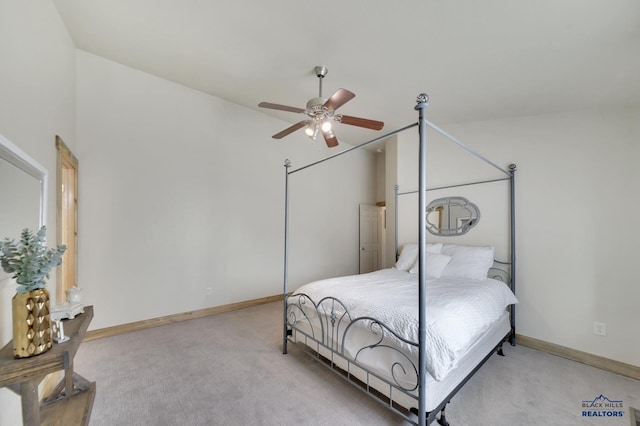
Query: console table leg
xmin=20 ymin=379 xmax=40 ymax=426
xmin=65 ymin=359 xmax=74 ymax=397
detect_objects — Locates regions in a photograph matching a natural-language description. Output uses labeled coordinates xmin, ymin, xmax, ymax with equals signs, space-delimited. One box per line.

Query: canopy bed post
xmin=282 ymin=159 xmax=292 ymax=355
xmin=509 ymin=163 xmax=517 ymax=345
xmin=394 ymin=184 xmax=399 ymax=260
xmin=415 ymin=93 xmax=429 ymax=426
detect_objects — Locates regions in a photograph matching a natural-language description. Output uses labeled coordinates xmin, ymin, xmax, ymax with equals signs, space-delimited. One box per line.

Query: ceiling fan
xmin=258 ymin=66 xmax=384 ymax=148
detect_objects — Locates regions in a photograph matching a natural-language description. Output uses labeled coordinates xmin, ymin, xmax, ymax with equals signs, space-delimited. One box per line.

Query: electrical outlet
xmin=206 ymin=287 xmax=213 ymax=296
xmin=594 ymin=322 xmax=606 ymax=336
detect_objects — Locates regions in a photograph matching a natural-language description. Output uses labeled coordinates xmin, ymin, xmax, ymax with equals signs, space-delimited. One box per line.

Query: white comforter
xmin=290 ymin=268 xmax=518 ymax=381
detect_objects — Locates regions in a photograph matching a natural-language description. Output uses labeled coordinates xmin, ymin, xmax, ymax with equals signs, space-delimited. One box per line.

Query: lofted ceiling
xmin=52 ymin=0 xmax=640 ymax=146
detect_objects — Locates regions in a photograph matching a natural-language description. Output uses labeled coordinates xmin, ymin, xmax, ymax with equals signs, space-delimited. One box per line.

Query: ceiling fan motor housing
xmin=306 ymin=97 xmax=332 ymax=117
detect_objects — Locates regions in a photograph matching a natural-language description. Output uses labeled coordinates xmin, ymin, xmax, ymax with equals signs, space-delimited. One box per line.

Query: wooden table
xmin=0 ymin=306 xmax=95 ymax=426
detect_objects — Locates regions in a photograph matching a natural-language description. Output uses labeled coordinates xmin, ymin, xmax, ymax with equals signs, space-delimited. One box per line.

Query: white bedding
xmin=289 ymin=268 xmax=518 ymax=381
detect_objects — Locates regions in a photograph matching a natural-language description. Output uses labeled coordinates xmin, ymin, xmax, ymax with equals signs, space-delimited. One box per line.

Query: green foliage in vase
xmin=0 ymin=226 xmax=67 ymax=294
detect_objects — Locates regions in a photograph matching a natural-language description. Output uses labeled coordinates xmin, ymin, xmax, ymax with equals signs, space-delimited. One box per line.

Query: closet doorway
xmin=55 ymin=136 xmax=78 ymax=304
xmin=359 ymin=204 xmax=385 ymax=273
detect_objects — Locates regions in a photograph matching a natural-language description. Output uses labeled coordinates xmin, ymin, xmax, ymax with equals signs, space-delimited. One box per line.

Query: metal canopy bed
xmin=281 ymin=94 xmax=517 ymax=426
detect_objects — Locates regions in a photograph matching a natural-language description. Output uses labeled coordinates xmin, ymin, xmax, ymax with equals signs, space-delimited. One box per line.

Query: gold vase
xmin=12 ymin=288 xmax=52 ymax=358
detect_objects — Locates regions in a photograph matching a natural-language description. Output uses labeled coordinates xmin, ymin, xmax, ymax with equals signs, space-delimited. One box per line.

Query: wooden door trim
xmin=55 ymin=136 xmax=78 ymax=304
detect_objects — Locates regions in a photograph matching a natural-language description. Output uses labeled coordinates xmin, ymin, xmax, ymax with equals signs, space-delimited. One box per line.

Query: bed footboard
xmin=286 ymin=293 xmax=421 ymax=419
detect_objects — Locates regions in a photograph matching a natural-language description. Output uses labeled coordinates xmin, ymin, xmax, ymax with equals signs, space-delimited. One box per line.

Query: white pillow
xmin=427 ymin=243 xmax=443 ymax=254
xmin=440 ymin=244 xmax=494 ymax=280
xmin=395 ymin=243 xmax=443 ymax=271
xmin=409 ymin=252 xmax=452 ymax=278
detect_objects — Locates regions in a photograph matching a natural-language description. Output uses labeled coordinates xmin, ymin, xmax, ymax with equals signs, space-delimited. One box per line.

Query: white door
xmin=359 ymin=204 xmax=385 ymax=273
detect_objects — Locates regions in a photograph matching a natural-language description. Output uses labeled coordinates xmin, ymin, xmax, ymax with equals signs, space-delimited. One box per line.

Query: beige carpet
xmin=75 ymin=302 xmax=640 ymax=425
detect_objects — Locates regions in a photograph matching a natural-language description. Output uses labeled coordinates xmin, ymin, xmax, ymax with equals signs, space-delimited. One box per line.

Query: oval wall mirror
xmin=425 ymin=196 xmax=480 ymax=236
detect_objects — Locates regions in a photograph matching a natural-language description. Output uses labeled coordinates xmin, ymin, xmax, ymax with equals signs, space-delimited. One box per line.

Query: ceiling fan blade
xmin=258 ymin=102 xmax=305 ymax=114
xmin=323 ymin=89 xmax=355 ymax=111
xmin=337 ymin=115 xmax=384 ymax=131
xmin=322 ymin=131 xmax=339 ymax=148
xmin=272 ymin=121 xmax=309 ymax=139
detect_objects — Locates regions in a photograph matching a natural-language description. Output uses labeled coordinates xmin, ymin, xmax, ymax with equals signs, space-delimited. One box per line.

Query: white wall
xmin=76 ymin=51 xmax=376 ymax=330
xmin=0 ymin=0 xmax=76 ymax=424
xmin=375 ymin=151 xmax=386 ymax=203
xmin=390 ymin=108 xmax=640 ymax=367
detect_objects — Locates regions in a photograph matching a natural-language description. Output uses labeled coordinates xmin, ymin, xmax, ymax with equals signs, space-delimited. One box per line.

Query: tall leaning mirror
xmin=0 ymin=133 xmax=48 ymax=344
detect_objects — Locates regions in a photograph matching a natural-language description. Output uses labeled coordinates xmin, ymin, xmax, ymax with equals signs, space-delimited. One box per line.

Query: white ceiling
xmin=53 ymin=0 xmax=640 ymax=146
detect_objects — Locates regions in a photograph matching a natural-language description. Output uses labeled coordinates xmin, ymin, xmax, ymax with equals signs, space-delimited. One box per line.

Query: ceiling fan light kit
xmin=258 ymin=66 xmax=384 ymax=148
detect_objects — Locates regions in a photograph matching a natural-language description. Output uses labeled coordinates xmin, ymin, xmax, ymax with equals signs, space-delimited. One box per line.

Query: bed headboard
xmin=488 ymin=260 xmax=511 ymax=285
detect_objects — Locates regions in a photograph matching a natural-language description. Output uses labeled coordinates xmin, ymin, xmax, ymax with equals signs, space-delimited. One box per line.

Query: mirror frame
xmin=0 ymin=133 xmax=48 ymax=231
xmin=425 ymin=196 xmax=480 ymax=236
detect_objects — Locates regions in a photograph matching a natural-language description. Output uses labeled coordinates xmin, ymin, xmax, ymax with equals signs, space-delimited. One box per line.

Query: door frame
xmin=55 ymin=136 xmax=78 ymax=304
